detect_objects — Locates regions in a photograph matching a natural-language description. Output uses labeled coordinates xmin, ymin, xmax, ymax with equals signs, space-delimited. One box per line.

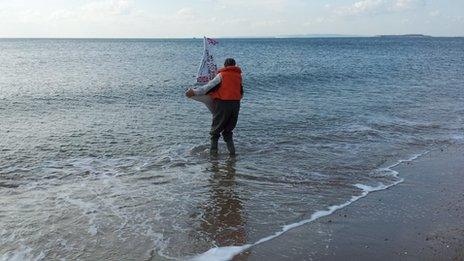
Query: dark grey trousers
xmin=210 ymin=100 xmax=240 ymax=142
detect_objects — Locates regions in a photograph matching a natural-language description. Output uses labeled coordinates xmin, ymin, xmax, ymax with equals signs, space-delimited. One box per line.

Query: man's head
xmin=224 ymin=58 xmax=236 ymax=67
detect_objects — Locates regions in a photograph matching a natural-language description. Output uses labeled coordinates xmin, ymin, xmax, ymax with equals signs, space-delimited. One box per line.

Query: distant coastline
xmin=376 ymin=34 xmax=432 ymax=38
xmin=276 ymin=34 xmax=364 ymax=38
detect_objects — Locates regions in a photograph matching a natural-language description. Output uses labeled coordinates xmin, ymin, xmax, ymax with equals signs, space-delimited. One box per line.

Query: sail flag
xmin=196 ymin=37 xmax=218 ymax=84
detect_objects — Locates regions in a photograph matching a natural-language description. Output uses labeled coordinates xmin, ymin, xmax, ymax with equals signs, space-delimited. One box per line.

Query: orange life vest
xmin=209 ymin=66 xmax=242 ymax=101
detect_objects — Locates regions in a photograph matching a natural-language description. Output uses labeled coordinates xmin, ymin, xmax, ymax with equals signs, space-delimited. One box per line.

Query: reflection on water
xmin=199 ymin=157 xmax=247 ymax=247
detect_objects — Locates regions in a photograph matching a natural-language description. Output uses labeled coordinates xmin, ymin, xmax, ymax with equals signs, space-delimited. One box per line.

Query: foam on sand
xmin=190 ymin=151 xmax=429 ymax=261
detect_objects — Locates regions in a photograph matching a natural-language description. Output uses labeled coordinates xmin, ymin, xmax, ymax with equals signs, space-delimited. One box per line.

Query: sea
xmin=1 ymin=37 xmax=463 ymax=260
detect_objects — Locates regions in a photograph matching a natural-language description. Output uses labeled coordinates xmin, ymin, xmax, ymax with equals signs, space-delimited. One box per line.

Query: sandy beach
xmin=240 ymin=145 xmax=464 ymax=260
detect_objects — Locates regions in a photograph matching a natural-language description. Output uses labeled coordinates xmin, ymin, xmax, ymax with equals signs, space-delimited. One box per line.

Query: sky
xmin=0 ymin=0 xmax=463 ymax=37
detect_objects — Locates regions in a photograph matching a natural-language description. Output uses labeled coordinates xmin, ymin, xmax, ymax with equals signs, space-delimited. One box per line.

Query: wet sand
xmin=241 ymin=145 xmax=464 ymax=260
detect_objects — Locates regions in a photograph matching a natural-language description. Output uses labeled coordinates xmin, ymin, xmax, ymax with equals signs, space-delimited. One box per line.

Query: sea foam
xmin=190 ymin=151 xmax=429 ymax=261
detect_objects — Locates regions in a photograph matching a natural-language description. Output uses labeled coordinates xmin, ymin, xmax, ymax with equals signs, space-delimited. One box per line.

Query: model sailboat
xmin=190 ymin=37 xmax=219 ymax=113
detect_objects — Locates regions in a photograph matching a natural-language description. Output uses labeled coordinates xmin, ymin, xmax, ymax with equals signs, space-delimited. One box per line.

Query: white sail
xmin=196 ymin=37 xmax=218 ymax=84
xmin=190 ymin=37 xmax=219 ymax=113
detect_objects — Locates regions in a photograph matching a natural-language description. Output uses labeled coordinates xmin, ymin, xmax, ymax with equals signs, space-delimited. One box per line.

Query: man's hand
xmin=185 ymin=88 xmax=195 ymax=98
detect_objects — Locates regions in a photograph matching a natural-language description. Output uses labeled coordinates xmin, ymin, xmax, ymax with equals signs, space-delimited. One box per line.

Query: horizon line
xmin=1 ymin=34 xmax=463 ymax=40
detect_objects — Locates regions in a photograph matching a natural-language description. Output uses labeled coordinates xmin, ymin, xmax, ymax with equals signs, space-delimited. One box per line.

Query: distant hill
xmin=278 ymin=34 xmax=364 ymax=38
xmin=376 ymin=34 xmax=432 ymax=38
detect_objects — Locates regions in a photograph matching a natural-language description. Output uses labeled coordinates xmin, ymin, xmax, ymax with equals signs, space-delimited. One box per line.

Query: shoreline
xmin=191 ymin=150 xmax=430 ymax=261
xmin=241 ymin=144 xmax=464 ymax=260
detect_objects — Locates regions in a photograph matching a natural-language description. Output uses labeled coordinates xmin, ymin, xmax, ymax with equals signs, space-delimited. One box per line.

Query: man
xmin=186 ymin=58 xmax=243 ymax=156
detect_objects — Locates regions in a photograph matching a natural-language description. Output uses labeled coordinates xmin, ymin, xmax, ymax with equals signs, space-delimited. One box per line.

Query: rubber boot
xmin=225 ymin=139 xmax=236 ymax=156
xmin=210 ymin=138 xmax=219 ymax=155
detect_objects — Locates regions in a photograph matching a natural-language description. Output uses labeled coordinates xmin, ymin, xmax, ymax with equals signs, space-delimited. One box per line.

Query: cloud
xmin=73 ymin=0 xmax=136 ymax=21
xmin=428 ymin=10 xmax=440 ymax=17
xmin=332 ymin=0 xmax=425 ymax=16
xmin=391 ymin=0 xmax=425 ymax=11
xmin=0 ymin=0 xmax=152 ymax=37
xmin=214 ymin=0 xmax=290 ymax=12
xmin=13 ymin=0 xmax=138 ymax=24
xmin=176 ymin=8 xmax=197 ymax=20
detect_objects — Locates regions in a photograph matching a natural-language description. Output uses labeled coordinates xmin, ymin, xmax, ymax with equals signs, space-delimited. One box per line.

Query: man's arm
xmin=193 ymin=74 xmax=222 ymax=96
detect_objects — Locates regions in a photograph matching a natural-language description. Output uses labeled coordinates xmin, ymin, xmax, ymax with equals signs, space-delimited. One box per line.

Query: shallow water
xmin=1 ymin=38 xmax=463 ymax=260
